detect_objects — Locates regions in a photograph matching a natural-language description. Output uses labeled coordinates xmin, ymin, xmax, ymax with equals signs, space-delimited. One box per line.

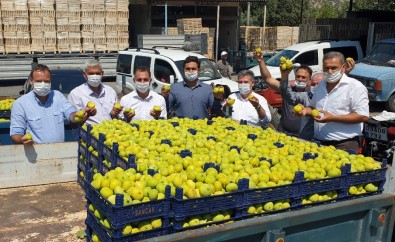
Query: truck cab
xmin=349 ymin=38 xmax=395 ymax=111
xmin=115 ymin=47 xmax=238 ymax=95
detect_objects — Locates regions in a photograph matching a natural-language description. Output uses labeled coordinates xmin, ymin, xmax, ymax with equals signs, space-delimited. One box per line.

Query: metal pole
xmin=247 ymin=2 xmax=250 ymax=26
xmin=215 ymin=5 xmax=220 ymax=61
xmin=300 ymin=0 xmax=304 ymax=24
xmin=262 ymin=4 xmax=266 ymax=50
xmin=349 ymin=0 xmax=353 ymax=12
xmin=164 ymin=1 xmax=168 ymax=35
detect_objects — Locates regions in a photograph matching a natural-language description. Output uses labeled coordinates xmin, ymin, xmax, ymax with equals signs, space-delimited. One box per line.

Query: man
xmin=10 ymin=64 xmax=83 ymax=144
xmin=68 ymin=59 xmax=121 ymax=125
xmin=215 ymin=51 xmax=232 ymax=80
xmin=256 ymin=52 xmax=312 ymax=136
xmin=119 ymin=66 xmax=167 ymax=122
xmin=295 ymin=52 xmax=369 ymax=152
xmin=162 ymin=56 xmax=215 ymax=119
xmin=309 ymin=72 xmax=325 ymax=94
xmin=224 ymin=70 xmax=271 ymax=126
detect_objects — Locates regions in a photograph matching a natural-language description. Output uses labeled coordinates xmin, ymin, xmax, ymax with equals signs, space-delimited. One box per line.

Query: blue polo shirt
xmin=10 ymin=91 xmax=76 ymax=143
xmin=168 ymin=81 xmax=214 ymax=119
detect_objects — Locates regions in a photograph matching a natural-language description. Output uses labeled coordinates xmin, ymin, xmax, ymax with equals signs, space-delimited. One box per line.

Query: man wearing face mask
xmin=119 ymin=66 xmax=167 ymax=121
xmin=10 ymin=64 xmax=83 ymax=144
xmin=224 ymin=70 xmax=271 ymax=126
xmin=256 ymin=51 xmax=312 ymax=136
xmin=68 ymin=59 xmax=120 ymax=125
xmin=295 ymin=52 xmax=369 ymax=152
xmin=162 ymin=56 xmax=215 ymax=119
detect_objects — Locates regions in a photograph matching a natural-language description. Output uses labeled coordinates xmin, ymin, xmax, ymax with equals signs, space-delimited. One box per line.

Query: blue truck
xmin=349 ymin=38 xmax=395 ymax=112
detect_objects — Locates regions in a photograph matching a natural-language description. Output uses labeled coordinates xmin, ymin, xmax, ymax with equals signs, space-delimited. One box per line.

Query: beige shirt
xmin=215 ymin=60 xmax=232 ymax=79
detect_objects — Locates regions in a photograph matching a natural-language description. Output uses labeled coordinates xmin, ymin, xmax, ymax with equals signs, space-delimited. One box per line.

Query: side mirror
xmin=169 ymin=75 xmax=175 ymax=84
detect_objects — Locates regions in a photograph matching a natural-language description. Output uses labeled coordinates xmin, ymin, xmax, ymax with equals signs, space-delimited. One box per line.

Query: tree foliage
xmin=240 ymin=0 xmax=395 ymax=27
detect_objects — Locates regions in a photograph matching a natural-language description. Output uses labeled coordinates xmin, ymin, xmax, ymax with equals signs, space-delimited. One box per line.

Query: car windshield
xmin=363 ymin=43 xmax=395 ymax=66
xmin=175 ymin=58 xmax=222 ymax=81
xmin=265 ymin=50 xmax=299 ymax=67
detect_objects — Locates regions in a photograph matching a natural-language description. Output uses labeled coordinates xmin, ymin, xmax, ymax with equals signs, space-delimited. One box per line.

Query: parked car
xmin=20 ymin=68 xmax=86 ymax=97
xmin=349 ymin=38 xmax=395 ymax=111
xmin=115 ymin=47 xmax=238 ymax=95
xmin=250 ymin=40 xmax=364 ymax=109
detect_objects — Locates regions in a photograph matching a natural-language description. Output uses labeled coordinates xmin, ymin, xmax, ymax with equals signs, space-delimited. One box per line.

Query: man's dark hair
xmin=134 ymin=66 xmax=151 ymax=77
xmin=29 ymin=64 xmax=51 ymax=80
xmin=296 ymin=65 xmax=312 ymax=78
xmin=183 ymin=56 xmax=200 ymax=69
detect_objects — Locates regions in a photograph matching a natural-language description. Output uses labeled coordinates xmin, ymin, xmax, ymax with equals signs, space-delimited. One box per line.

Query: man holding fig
xmin=10 ymin=64 xmax=82 ymax=144
xmin=294 ymin=52 xmax=369 ymax=152
xmin=223 ymin=69 xmax=271 ymax=126
xmin=119 ymin=66 xmax=167 ymax=122
xmin=68 ymin=59 xmax=120 ymax=125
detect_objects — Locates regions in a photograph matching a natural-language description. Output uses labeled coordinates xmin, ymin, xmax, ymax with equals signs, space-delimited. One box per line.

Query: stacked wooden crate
xmin=240 ymin=26 xmax=263 ymax=51
xmin=80 ymin=0 xmax=97 ymax=52
xmin=116 ymin=0 xmax=129 ymax=50
xmin=55 ymin=0 xmax=81 ymax=53
xmin=2 ymin=0 xmax=30 ymax=54
xmin=29 ymin=0 xmax=56 ymax=53
xmin=177 ymin=18 xmax=202 ymax=34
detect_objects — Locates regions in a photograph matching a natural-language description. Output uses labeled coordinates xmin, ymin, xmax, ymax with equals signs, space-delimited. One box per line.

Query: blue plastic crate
xmin=171 ymin=209 xmax=242 ymax=233
xmin=0 ymin=110 xmax=10 ymax=118
xmin=242 ymin=203 xmax=293 ymax=219
xmin=86 ymin=212 xmax=170 ymax=242
xmin=243 ymin=183 xmax=298 ymax=206
xmin=296 ymin=170 xmax=347 ymax=197
xmin=171 ymin=179 xmax=247 ymax=219
xmin=84 ymin=179 xmax=171 ymax=229
xmin=79 ymin=126 xmax=90 ymax=144
xmin=345 ymin=160 xmax=387 ymax=186
xmin=78 ymin=143 xmax=88 ymax=159
xmin=294 ymin=196 xmax=340 ymax=210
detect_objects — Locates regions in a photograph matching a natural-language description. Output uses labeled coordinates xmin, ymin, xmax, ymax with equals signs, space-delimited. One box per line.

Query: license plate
xmin=364 ymin=124 xmax=388 ymax=141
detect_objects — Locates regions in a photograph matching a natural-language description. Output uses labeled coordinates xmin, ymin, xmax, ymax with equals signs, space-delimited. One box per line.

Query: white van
xmin=115 ymin=47 xmax=238 ymax=95
xmin=249 ymin=40 xmax=364 ymax=82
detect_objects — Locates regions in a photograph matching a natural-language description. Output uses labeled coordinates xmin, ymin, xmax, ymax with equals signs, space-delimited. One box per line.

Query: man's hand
xmin=293 ymin=104 xmax=307 ymax=117
xmin=279 ymin=61 xmax=293 ymax=77
xmin=124 ymin=109 xmax=136 ymax=122
xmin=150 ymin=109 xmax=162 ymax=119
xmin=161 ymin=86 xmax=170 ymax=98
xmin=248 ymin=95 xmax=260 ymax=108
xmin=85 ymin=106 xmax=97 ymax=117
xmin=111 ymin=105 xmax=123 ymax=118
xmin=313 ymin=110 xmax=333 ymax=123
xmin=21 ymin=134 xmax=34 ymax=146
xmin=254 ymin=49 xmax=263 ymax=63
xmin=345 ymin=58 xmax=355 ymax=75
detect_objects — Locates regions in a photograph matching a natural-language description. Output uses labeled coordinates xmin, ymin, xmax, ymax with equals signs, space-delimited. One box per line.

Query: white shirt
xmin=119 ymin=90 xmax=167 ymax=120
xmin=228 ymin=92 xmax=271 ymax=126
xmin=68 ymin=83 xmax=118 ymax=125
xmin=310 ymin=74 xmax=369 ymax=141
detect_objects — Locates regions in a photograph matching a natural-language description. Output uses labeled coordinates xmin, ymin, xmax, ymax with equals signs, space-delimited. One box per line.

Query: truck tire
xmin=386 ymin=94 xmax=395 ymax=112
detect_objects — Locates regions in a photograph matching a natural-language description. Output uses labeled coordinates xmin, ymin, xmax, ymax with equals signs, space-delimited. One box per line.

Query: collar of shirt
xmin=131 ymin=90 xmax=154 ymax=101
xmin=32 ymin=90 xmax=53 ymax=106
xmin=183 ymin=81 xmax=202 ymax=89
xmin=84 ymin=83 xmax=105 ymax=97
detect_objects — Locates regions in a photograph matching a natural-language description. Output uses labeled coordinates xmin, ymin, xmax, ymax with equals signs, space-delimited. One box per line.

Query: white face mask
xmin=324 ymin=69 xmax=343 ymax=83
xmin=238 ymin=83 xmax=251 ymax=95
xmin=184 ymin=71 xmax=198 ymax=82
xmin=33 ymin=82 xmax=51 ymax=97
xmin=87 ymin=75 xmax=102 ymax=87
xmin=310 ymin=86 xmax=316 ymax=93
xmin=295 ymin=80 xmax=307 ymax=89
xmin=135 ymin=81 xmax=150 ymax=93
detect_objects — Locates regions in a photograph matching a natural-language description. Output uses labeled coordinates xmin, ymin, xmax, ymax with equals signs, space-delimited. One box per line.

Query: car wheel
xmin=386 ymin=94 xmax=395 ymax=112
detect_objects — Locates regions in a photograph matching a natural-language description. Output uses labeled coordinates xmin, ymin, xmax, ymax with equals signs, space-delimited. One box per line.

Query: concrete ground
xmin=0 ymin=182 xmax=86 ymax=242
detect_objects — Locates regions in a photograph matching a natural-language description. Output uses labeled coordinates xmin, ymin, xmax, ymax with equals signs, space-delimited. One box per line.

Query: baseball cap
xmin=221 ymin=51 xmax=228 ymax=56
